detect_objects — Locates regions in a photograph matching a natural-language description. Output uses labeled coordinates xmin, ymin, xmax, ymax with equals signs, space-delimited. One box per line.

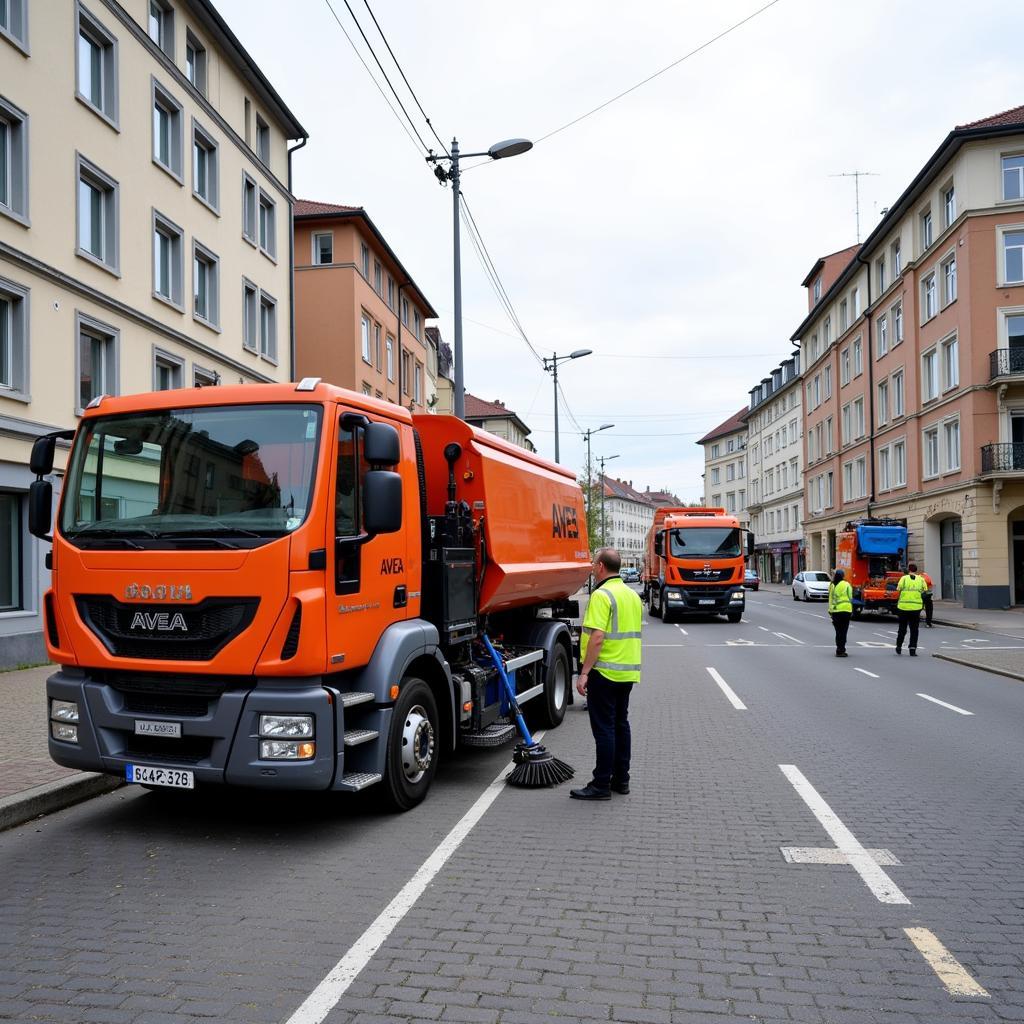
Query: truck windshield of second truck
xmin=60 ymin=403 xmax=322 ymax=547
xmin=669 ymin=527 xmax=741 ymax=559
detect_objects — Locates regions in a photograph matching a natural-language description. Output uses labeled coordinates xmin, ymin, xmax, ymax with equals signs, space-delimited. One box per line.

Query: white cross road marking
xmin=854 ymin=668 xmax=880 ymax=678
xmin=856 ymin=641 xmax=895 ymax=648
xmin=774 ymin=632 xmax=805 ymax=644
xmin=758 ymin=626 xmax=771 ymax=632
xmin=917 ymin=693 xmax=974 ymax=716
xmin=706 ymin=667 xmax=747 ymax=710
xmin=904 ymin=928 xmax=990 ymax=998
xmin=780 ymin=846 xmax=900 ymax=865
xmin=779 ymin=764 xmax=910 ymax=905
xmin=725 ymin=638 xmax=756 ymax=646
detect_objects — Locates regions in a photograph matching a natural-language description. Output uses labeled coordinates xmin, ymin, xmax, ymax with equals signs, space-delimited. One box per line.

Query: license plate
xmin=699 ymin=599 xmax=716 ymax=605
xmin=134 ymin=720 xmax=181 ymax=738
xmin=126 ymin=764 xmax=194 ymax=789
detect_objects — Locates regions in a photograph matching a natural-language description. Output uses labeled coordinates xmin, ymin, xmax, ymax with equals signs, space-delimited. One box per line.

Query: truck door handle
xmin=393 ymin=585 xmax=407 ymax=608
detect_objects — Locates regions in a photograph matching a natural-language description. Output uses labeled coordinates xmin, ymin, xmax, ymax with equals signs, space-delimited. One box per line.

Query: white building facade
xmin=697 ymin=409 xmax=750 ymax=528
xmin=600 ymin=477 xmax=654 ymax=568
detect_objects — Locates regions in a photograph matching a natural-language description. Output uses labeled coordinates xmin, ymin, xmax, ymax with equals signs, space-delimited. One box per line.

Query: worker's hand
xmin=576 ymin=672 xmax=588 ymax=697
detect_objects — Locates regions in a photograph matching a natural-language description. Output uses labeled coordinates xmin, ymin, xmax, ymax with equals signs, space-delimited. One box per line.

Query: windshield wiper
xmin=69 ymin=523 xmax=160 ymax=541
xmin=156 ymin=524 xmax=269 ymax=540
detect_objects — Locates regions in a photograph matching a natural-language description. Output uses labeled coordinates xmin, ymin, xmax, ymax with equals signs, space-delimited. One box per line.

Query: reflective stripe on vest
xmin=897 ymin=574 xmax=927 ymax=611
xmin=582 ymin=578 xmax=642 ymax=683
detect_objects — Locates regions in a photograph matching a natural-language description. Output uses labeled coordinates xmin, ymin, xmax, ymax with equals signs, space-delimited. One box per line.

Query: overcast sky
xmin=218 ymin=0 xmax=1023 ymax=499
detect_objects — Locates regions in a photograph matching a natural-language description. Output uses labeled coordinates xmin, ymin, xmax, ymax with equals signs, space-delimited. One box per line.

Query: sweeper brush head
xmin=505 ymin=742 xmax=575 ymax=788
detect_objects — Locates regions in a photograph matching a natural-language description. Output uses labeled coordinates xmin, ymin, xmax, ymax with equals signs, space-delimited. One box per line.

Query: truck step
xmin=337 ymin=771 xmax=382 ymax=791
xmin=340 ymin=691 xmax=375 ymax=708
xmin=461 ymin=722 xmax=518 ymax=748
xmin=343 ymin=728 xmax=379 ymax=747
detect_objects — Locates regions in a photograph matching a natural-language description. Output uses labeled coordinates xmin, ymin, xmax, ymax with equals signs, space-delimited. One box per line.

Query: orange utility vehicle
xmin=642 ymin=507 xmax=754 ymax=623
xmin=835 ymin=518 xmax=910 ymax=617
xmin=28 ymin=381 xmax=591 ymax=810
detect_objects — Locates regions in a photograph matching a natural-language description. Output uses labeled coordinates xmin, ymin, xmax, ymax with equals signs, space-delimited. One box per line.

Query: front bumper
xmin=663 ymin=587 xmax=746 ymax=614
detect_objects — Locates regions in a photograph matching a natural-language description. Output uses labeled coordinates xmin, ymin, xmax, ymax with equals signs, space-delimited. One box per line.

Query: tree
xmin=578 ymin=464 xmax=608 ymax=551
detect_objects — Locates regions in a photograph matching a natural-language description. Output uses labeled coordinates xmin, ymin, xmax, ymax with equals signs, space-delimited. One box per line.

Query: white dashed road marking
xmin=904 ymin=928 xmax=989 ymax=998
xmin=774 ymin=632 xmax=804 ymax=644
xmin=676 ymin=625 xmax=688 ymax=636
xmin=854 ymin=668 xmax=880 ymax=678
xmin=779 ymin=764 xmax=910 ymax=905
xmin=706 ymin=667 xmax=747 ymax=710
xmin=917 ymin=693 xmax=974 ymax=716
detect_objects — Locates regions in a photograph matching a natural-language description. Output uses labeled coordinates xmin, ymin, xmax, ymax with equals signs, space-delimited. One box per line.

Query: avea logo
xmin=130 ymin=611 xmax=188 ymax=632
xmin=552 ymin=504 xmax=579 ymax=539
xmin=381 ymin=557 xmax=405 ymax=575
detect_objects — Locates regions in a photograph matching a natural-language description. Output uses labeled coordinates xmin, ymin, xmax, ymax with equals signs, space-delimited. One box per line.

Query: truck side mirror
xmin=364 ymin=422 xmax=400 ymax=465
xmin=363 ymin=470 xmax=402 ymax=534
xmin=28 ymin=479 xmax=53 ymax=539
xmin=746 ymin=531 xmax=755 ymax=556
xmin=30 ymin=436 xmax=57 ymax=476
xmin=653 ymin=532 xmax=664 ymax=557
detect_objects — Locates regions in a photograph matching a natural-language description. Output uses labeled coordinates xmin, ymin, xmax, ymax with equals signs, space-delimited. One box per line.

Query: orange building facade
xmin=294 ymin=201 xmax=436 ymax=411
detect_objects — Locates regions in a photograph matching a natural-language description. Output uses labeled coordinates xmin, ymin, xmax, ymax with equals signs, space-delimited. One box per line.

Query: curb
xmin=0 ymin=773 xmax=123 ymax=833
xmin=931 ymin=652 xmax=1024 ymax=683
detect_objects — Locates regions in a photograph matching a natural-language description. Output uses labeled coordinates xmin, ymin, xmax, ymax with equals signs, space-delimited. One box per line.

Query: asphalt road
xmin=2 ymin=588 xmax=1024 ymax=1023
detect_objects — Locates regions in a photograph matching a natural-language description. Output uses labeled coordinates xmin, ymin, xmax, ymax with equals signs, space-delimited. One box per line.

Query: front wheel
xmin=649 ymin=587 xmax=662 ymax=620
xmin=531 ymin=644 xmax=570 ymax=729
xmin=792 ymin=589 xmax=799 ymax=601
xmin=727 ymin=611 xmax=742 ymax=623
xmin=382 ymin=678 xmax=439 ymax=812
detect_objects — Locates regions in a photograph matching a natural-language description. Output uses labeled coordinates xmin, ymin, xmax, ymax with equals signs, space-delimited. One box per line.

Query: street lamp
xmin=542 ymin=349 xmax=592 ymax=462
xmin=597 ymin=453 xmax=620 ymax=549
xmin=426 ymin=137 xmax=533 ymax=420
xmin=581 ymin=423 xmax=614 ymax=540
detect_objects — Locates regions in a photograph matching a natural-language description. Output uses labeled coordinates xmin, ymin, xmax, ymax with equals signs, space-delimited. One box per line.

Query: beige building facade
xmin=600 ymin=476 xmax=654 ymax=569
xmin=697 ymin=409 xmax=750 ymax=528
xmin=0 ymin=0 xmax=305 ymax=665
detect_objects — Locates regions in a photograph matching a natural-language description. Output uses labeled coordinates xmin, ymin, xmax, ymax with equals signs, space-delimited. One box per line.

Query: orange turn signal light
xmin=463 ymin=701 xmax=472 ymax=713
xmin=298 ymin=742 xmax=315 ymax=759
xmin=390 ymin=685 xmax=400 ymax=700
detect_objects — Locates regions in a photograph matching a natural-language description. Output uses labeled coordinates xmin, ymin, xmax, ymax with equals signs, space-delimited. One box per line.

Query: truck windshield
xmin=61 ymin=404 xmax=322 ymax=546
xmin=669 ymin=527 xmax=741 ymax=559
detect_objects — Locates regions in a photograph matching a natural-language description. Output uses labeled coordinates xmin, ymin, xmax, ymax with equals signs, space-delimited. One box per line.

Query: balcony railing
xmin=981 ymin=442 xmax=1024 ymax=473
xmin=989 ymin=347 xmax=1024 ymax=379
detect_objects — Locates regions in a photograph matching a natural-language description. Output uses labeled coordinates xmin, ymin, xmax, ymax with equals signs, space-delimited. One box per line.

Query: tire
xmin=803 ymin=592 xmax=810 ymax=602
xmin=532 ymin=644 xmax=570 ymax=729
xmin=382 ymin=678 xmax=439 ymax=812
xmin=660 ymin=588 xmax=674 ymax=624
xmin=649 ymin=587 xmax=662 ymax=620
xmin=792 ymin=589 xmax=799 ymax=601
xmin=852 ymin=606 xmax=863 ymax=620
xmin=727 ymin=611 xmax=742 ymax=623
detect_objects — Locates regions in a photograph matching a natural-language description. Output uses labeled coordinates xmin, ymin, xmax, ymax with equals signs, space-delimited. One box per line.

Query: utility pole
xmin=581 ymin=423 xmax=613 ymax=548
xmin=597 ymin=453 xmax=619 ymax=549
xmin=830 ymin=170 xmax=878 ymax=243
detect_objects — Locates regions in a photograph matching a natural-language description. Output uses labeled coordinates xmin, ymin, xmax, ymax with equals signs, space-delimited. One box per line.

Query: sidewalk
xmin=0 ymin=664 xmax=121 ymax=831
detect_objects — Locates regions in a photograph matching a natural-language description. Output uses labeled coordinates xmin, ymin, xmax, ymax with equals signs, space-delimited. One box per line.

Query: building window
xmin=373 ymin=260 xmax=382 ymax=295
xmin=374 ymin=323 xmax=382 ymax=368
xmin=813 ymin=277 xmax=821 ymax=303
xmin=77 ymin=313 xmax=118 ymax=410
xmin=893 ymin=301 xmax=903 ymax=345
xmin=387 ymin=276 xmax=394 ymax=309
xmin=258 ymin=190 xmax=275 ymax=259
xmin=185 ymin=30 xmax=206 ymax=94
xmin=153 ymin=348 xmax=184 ymax=391
xmin=312 ymin=232 xmax=332 ymax=265
xmin=893 ymin=440 xmax=906 ymax=486
xmin=842 ymin=462 xmax=852 ymax=500
xmin=386 ymin=335 xmax=394 ymax=381
xmin=943 ymin=184 xmax=956 ymax=227
xmin=192 ymin=120 xmax=218 ymax=212
xmin=920 ymin=207 xmax=933 ymax=250
xmin=852 ymin=288 xmax=861 ymax=318
xmin=193 ymin=364 xmax=217 ymax=387
xmin=76 ymin=154 xmax=118 ymax=273
xmin=841 ymin=403 xmax=851 ymax=445
xmin=922 ymin=273 xmax=937 ymax=321
xmin=923 ymin=425 xmax=940 ymax=478
xmin=852 ymin=337 xmax=862 ymax=377
xmin=413 ymin=310 xmax=421 ymax=340
xmin=0 ymin=491 xmax=21 ymax=612
xmin=823 ymin=316 xmax=831 ymax=345
xmin=941 ymin=334 xmax=959 ymax=391
xmin=942 ymin=255 xmax=956 ymax=305
xmin=255 ymin=114 xmax=270 ymax=165
xmin=710 ymin=468 xmax=720 ymax=485
xmin=877 ymin=314 xmax=888 ymax=356
xmin=192 ymin=241 xmax=219 ymax=328
xmin=414 ymin=362 xmax=422 ymax=404
xmin=1003 ymin=230 xmax=1024 ymax=284
xmin=76 ymin=4 xmax=118 ymax=127
xmin=360 ymin=243 xmax=370 ymax=278
xmin=892 ymin=370 xmax=905 ymax=418
xmin=840 ymin=347 xmax=850 ymax=386
xmin=148 ymin=0 xmax=173 ymax=58
xmin=360 ymin=314 xmax=371 ymax=363
xmin=1003 ymin=154 xmax=1024 ymax=201
xmin=0 ymin=0 xmax=27 ymax=52
xmin=877 ymin=379 xmax=889 ymax=426
xmin=401 ymin=296 xmax=409 ymax=327
xmin=922 ymin=348 xmax=939 ymax=402
xmin=0 ymin=276 xmax=28 ymax=398
xmin=824 ymin=365 xmax=832 ymax=399
xmin=877 ymin=256 xmax=886 ymax=294
xmin=943 ymin=417 xmax=960 ymax=472
xmin=891 ymin=238 xmax=902 ymax=276
xmin=839 ymin=299 xmax=848 ymax=332
xmin=259 ymin=291 xmax=277 ymax=362
xmin=152 ymin=79 xmax=183 ymax=180
xmin=242 ymin=173 xmax=257 ymax=244
xmin=242 ymin=279 xmax=258 ymax=351
xmin=152 ymin=209 xmax=183 ymax=308
xmin=711 ymin=444 xmax=719 ymax=458
xmin=0 ymin=95 xmax=28 ymax=225
xmin=853 ymin=397 xmax=865 ymax=439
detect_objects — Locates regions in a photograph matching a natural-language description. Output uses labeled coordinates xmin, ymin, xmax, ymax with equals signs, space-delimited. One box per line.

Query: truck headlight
xmin=665 ymin=590 xmax=681 ymax=600
xmin=260 ymin=740 xmax=316 ymax=760
xmin=259 ymin=714 xmax=313 ymax=738
xmin=51 ymin=722 xmax=79 ymax=743
xmin=730 ymin=590 xmax=745 ymax=602
xmin=50 ymin=699 xmax=79 ymax=722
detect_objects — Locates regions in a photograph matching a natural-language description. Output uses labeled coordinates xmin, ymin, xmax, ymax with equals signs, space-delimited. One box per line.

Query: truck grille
xmin=678 ymin=568 xmax=732 ymax=582
xmin=681 ymin=585 xmax=733 ymax=599
xmin=75 ymin=595 xmax=259 ymax=661
xmin=123 ymin=735 xmax=214 ymax=764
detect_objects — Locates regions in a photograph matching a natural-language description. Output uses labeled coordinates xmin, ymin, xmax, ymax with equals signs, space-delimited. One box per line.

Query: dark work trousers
xmin=831 ymin=612 xmax=851 ymax=654
xmin=896 ymin=609 xmax=921 ymax=652
xmin=586 ymin=670 xmax=634 ymax=791
xmin=922 ymin=593 xmax=934 ymax=626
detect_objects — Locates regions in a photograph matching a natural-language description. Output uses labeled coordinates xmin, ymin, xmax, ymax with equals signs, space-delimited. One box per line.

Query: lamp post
xmin=426 ymin=137 xmax=532 ymax=420
xmin=597 ymin=453 xmax=620 ymax=549
xmin=542 ymin=349 xmax=593 ymax=462
xmin=582 ymin=423 xmax=614 ymax=545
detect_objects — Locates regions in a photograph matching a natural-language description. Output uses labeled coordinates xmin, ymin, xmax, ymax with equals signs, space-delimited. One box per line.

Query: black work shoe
xmin=837 ymin=651 xmax=848 ymax=657
xmin=611 ymin=782 xmax=630 ymax=795
xmin=909 ymin=650 xmax=917 ymax=657
xmin=895 ymin=647 xmax=902 ymax=655
xmin=570 ymin=785 xmax=611 ymax=800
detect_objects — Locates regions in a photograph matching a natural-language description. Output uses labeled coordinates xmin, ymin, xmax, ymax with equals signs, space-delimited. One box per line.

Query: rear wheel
xmin=382 ymin=678 xmax=439 ymax=812
xmin=727 ymin=611 xmax=742 ymax=623
xmin=532 ymin=645 xmax=570 ymax=729
xmin=649 ymin=587 xmax=662 ymax=620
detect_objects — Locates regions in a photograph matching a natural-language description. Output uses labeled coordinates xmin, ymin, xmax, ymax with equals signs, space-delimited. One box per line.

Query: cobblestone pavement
xmin=2 ymin=592 xmax=1024 ymax=1023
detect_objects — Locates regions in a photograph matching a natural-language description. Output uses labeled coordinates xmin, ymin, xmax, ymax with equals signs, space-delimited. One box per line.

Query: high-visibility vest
xmin=828 ymin=580 xmax=853 ymax=614
xmin=897 ymin=573 xmax=927 ymax=611
xmin=581 ymin=576 xmax=642 ymax=683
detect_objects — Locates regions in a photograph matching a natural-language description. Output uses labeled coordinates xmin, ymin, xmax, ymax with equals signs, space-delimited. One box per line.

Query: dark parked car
xmin=744 ymin=568 xmax=759 ymax=591
xmin=621 ymin=567 xmax=641 ymax=583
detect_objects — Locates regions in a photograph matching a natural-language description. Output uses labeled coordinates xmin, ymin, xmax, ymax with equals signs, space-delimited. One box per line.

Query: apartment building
xmin=697 ymin=409 xmax=749 ymax=527
xmin=0 ymin=0 xmax=305 ymax=666
xmin=294 ymin=201 xmax=435 ymax=411
xmin=796 ymin=105 xmax=1024 ymax=608
xmin=600 ymin=476 xmax=654 ymax=568
xmin=745 ymin=351 xmax=804 ymax=583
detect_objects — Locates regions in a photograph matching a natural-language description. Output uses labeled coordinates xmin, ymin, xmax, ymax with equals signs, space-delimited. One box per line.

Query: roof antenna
xmin=830 ymin=170 xmax=879 ymax=242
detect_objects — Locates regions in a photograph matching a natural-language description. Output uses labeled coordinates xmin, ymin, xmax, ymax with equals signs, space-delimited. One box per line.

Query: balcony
xmin=981 ymin=443 xmax=1024 ymax=473
xmin=989 ymin=348 xmax=1024 ymax=380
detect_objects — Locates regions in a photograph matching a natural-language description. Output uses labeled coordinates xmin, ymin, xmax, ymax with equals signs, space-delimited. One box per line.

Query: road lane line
xmin=904 ymin=928 xmax=989 ymax=997
xmin=705 ymin=667 xmax=747 ymax=710
xmin=779 ymin=764 xmax=910 ymax=905
xmin=917 ymin=693 xmax=974 ymax=716
xmin=854 ymin=668 xmax=879 ymax=678
xmin=284 ymin=739 xmax=543 ymax=1024
xmin=676 ymin=625 xmax=688 ymax=636
xmin=774 ymin=632 xmax=804 ymax=645
xmin=758 ymin=626 xmax=771 ymax=632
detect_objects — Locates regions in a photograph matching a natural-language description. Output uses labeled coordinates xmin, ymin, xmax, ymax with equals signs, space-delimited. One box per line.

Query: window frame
xmin=892 ymin=369 xmax=905 ymax=418
xmin=941 ymin=253 xmax=957 ymax=306
xmin=242 ymin=277 xmax=258 ymax=352
xmin=192 ymin=363 xmax=218 ymax=387
xmin=259 ymin=289 xmax=278 ymax=364
xmin=877 ymin=378 xmax=889 ymax=426
xmin=191 ymin=239 xmax=220 ymax=331
xmin=1002 ymin=153 xmax=1024 ymax=202
xmin=0 ymin=94 xmax=29 ymax=226
xmin=75 ymin=2 xmax=118 ymax=130
xmin=0 ymin=490 xmax=23 ymax=614
xmin=360 ymin=313 xmax=372 ymax=364
xmin=940 ymin=333 xmax=959 ymax=392
xmin=151 ymin=77 xmax=183 ymax=183
xmin=877 ymin=313 xmax=888 ymax=357
xmin=312 ymin=231 xmax=333 ymax=265
xmin=75 ymin=152 xmax=119 ymax=275
xmin=241 ymin=172 xmax=257 ymax=245
xmin=191 ymin=117 xmax=219 ymax=214
xmin=1000 ymin=225 xmax=1024 ymax=286
xmin=254 ymin=113 xmax=270 ymax=165
xmin=852 ymin=336 xmax=862 ymax=377
xmin=922 ymin=424 xmax=940 ymax=480
xmin=152 ymin=345 xmax=184 ymax=391
xmin=151 ymin=207 xmax=184 ymax=310
xmin=0 ymin=0 xmax=27 ymax=54
xmin=75 ymin=310 xmax=119 ymax=414
xmin=920 ymin=206 xmax=933 ymax=251
xmin=893 ymin=438 xmax=907 ymax=487
xmin=893 ymin=301 xmax=904 ymax=345
xmin=0 ymin=275 xmax=29 ymax=401
xmin=921 ymin=347 xmax=939 ymax=403
xmin=386 ymin=335 xmax=395 ymax=382
xmin=921 ymin=272 xmax=937 ymax=322
xmin=942 ymin=182 xmax=956 ymax=228
xmin=257 ymin=188 xmax=276 ymax=261
xmin=942 ymin=415 xmax=961 ymax=474
xmin=185 ymin=29 xmax=207 ymax=95
xmin=147 ymin=0 xmax=173 ymax=59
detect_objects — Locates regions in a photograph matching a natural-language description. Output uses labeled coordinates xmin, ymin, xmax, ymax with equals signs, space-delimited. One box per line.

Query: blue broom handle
xmin=481 ymin=634 xmax=537 ymax=748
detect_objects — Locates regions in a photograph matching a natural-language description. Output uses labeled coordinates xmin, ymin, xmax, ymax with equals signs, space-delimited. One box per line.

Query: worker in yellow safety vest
xmin=895 ymin=562 xmax=928 ymax=656
xmin=828 ymin=569 xmax=854 ymax=657
xmin=572 ymin=547 xmax=642 ymax=801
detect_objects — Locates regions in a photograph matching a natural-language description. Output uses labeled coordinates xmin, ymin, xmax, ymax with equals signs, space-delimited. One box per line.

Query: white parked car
xmin=792 ymin=570 xmax=831 ymax=601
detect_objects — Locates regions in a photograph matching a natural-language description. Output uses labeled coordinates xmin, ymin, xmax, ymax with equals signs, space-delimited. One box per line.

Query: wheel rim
xmin=551 ymin=658 xmax=567 ymax=711
xmin=401 ymin=704 xmax=435 ymax=784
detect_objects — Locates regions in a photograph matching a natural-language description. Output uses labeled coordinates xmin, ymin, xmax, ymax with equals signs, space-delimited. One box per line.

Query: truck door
xmin=327 ymin=413 xmax=408 ymax=671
